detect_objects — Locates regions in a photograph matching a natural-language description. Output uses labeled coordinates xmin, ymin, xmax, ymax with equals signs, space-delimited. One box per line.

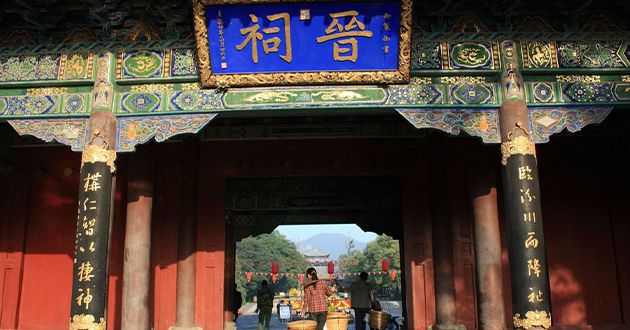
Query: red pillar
xmin=430 ymin=141 xmax=465 ymax=330
xmin=171 ymin=144 xmax=202 ymax=330
xmin=196 ymin=142 xmax=226 ymax=330
xmin=121 ymin=153 xmax=154 ymax=330
xmin=403 ymin=168 xmax=435 ymax=330
xmin=468 ymin=146 xmax=506 ymax=330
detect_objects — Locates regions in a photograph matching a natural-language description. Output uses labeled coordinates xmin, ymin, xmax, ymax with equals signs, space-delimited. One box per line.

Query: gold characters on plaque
xmin=236 ymin=13 xmax=292 ymax=64
xmin=316 ymin=10 xmax=373 ymax=62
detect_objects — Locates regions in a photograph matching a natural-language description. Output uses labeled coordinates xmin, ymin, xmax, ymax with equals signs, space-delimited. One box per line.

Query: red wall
xmin=0 ymin=148 xmax=125 ymax=330
xmin=537 ymin=138 xmax=629 ymax=329
xmin=1 ymin=136 xmax=629 ymax=330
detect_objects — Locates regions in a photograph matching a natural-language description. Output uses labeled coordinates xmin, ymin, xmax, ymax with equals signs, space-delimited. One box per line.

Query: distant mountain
xmin=296 ymin=233 xmax=367 ymax=260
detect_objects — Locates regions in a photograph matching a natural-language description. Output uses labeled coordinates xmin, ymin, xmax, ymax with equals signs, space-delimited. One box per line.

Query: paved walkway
xmin=236 ymin=313 xmax=286 ymax=330
xmin=235 ymin=301 xmax=403 ymax=330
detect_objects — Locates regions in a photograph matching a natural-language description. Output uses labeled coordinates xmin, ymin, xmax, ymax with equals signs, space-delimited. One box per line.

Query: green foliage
xmin=338 ymin=234 xmax=401 ymax=289
xmin=235 ymin=231 xmax=309 ymax=302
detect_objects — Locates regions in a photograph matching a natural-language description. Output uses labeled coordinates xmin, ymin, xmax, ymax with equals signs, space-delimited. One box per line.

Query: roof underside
xmin=0 ymin=0 xmax=628 ymax=46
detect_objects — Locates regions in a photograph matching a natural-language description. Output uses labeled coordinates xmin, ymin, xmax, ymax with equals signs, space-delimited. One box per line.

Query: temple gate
xmin=1 ymin=0 xmax=630 ymax=330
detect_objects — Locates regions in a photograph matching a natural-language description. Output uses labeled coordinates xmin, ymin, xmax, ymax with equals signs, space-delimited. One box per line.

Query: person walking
xmin=350 ymin=272 xmax=373 ymax=330
xmin=256 ymin=280 xmax=274 ymax=330
xmin=231 ymin=283 xmax=243 ymax=321
xmin=303 ymin=267 xmax=334 ymax=330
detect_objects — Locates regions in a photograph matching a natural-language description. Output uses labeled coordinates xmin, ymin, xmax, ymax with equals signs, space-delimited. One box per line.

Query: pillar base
xmin=430 ymin=324 xmax=467 ymax=330
xmin=168 ymin=327 xmax=203 ymax=330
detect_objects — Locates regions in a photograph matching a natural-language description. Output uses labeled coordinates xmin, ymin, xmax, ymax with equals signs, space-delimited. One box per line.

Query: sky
xmin=276 ymin=224 xmax=378 ymax=243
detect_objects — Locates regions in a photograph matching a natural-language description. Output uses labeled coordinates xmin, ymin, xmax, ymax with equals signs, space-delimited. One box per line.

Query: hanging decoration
xmin=382 ymin=258 xmax=390 ymax=273
xmin=271 ymin=273 xmax=279 ymax=284
xmin=236 ymin=268 xmax=393 ymax=279
xmin=390 ymin=270 xmax=398 ymax=281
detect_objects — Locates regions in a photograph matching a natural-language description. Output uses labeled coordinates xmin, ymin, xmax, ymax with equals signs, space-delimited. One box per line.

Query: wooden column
xmin=433 ymin=215 xmax=458 ymax=328
xmin=171 ymin=144 xmax=202 ymax=330
xmin=468 ymin=147 xmax=506 ymax=330
xmin=498 ymin=41 xmax=551 ymax=330
xmin=431 ymin=144 xmax=465 ymax=330
xmin=223 ymin=220 xmax=237 ymax=330
xmin=69 ymin=111 xmax=117 ymax=330
xmin=121 ymin=153 xmax=154 ymax=330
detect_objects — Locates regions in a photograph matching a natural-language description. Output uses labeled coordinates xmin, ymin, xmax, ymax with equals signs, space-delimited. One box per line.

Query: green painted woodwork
xmin=0 ymin=39 xmax=630 ymax=119
xmin=223 ymin=88 xmax=387 ymax=108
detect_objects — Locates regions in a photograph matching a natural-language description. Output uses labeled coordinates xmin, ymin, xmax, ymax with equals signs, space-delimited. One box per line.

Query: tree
xmin=362 ymin=235 xmax=401 ymax=290
xmin=338 ymin=249 xmax=365 ymax=274
xmin=235 ymin=231 xmax=309 ymax=302
xmin=338 ymin=234 xmax=402 ymax=296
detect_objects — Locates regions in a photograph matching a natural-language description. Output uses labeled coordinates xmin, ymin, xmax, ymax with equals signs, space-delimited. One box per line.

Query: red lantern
xmin=382 ymin=258 xmax=390 ymax=273
xmin=246 ymin=272 xmax=253 ymax=283
xmin=327 ymin=261 xmax=335 ymax=275
xmin=390 ymin=270 xmax=397 ymax=281
xmin=298 ymin=273 xmax=305 ymax=284
xmin=271 ymin=261 xmax=279 ymax=275
xmin=271 ymin=273 xmax=279 ymax=284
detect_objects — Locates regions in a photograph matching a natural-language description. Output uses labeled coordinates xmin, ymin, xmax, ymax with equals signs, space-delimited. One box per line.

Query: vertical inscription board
xmin=69 ymin=162 xmax=112 ymax=330
xmin=192 ymin=0 xmax=412 ymax=87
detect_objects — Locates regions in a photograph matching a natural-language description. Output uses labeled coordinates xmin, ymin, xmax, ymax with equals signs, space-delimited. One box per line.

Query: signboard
xmin=193 ymin=0 xmax=412 ymax=87
xmin=279 ymin=304 xmax=291 ymax=320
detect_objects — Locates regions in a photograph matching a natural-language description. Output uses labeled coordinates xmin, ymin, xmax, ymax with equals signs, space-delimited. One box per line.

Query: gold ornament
xmin=69 ymin=314 xmax=106 ymax=330
xmin=81 ymin=145 xmax=117 ymax=173
xmin=410 ymin=77 xmax=432 ymax=85
xmin=521 ymin=41 xmax=557 ymax=69
xmin=513 ymin=311 xmax=551 ymax=330
xmin=556 ymin=75 xmax=601 ymax=83
xmin=63 ymin=54 xmax=89 ymax=80
xmin=181 ymin=82 xmax=202 ymax=91
xmin=440 ymin=76 xmax=486 ymax=84
xmin=130 ymin=84 xmax=175 ymax=94
xmin=501 ymin=135 xmax=536 ymax=165
xmin=27 ymin=87 xmax=69 ymax=96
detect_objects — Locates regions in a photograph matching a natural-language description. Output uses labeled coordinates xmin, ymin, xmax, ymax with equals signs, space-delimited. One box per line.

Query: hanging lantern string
xmin=239 ymin=270 xmax=398 ymax=278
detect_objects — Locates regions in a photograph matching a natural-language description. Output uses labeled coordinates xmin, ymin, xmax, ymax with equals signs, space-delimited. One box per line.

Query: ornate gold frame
xmin=192 ymin=0 xmax=412 ymax=88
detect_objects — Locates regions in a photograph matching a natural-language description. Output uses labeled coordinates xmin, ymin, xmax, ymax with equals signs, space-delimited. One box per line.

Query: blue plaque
xmin=193 ymin=0 xmax=412 ymax=87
